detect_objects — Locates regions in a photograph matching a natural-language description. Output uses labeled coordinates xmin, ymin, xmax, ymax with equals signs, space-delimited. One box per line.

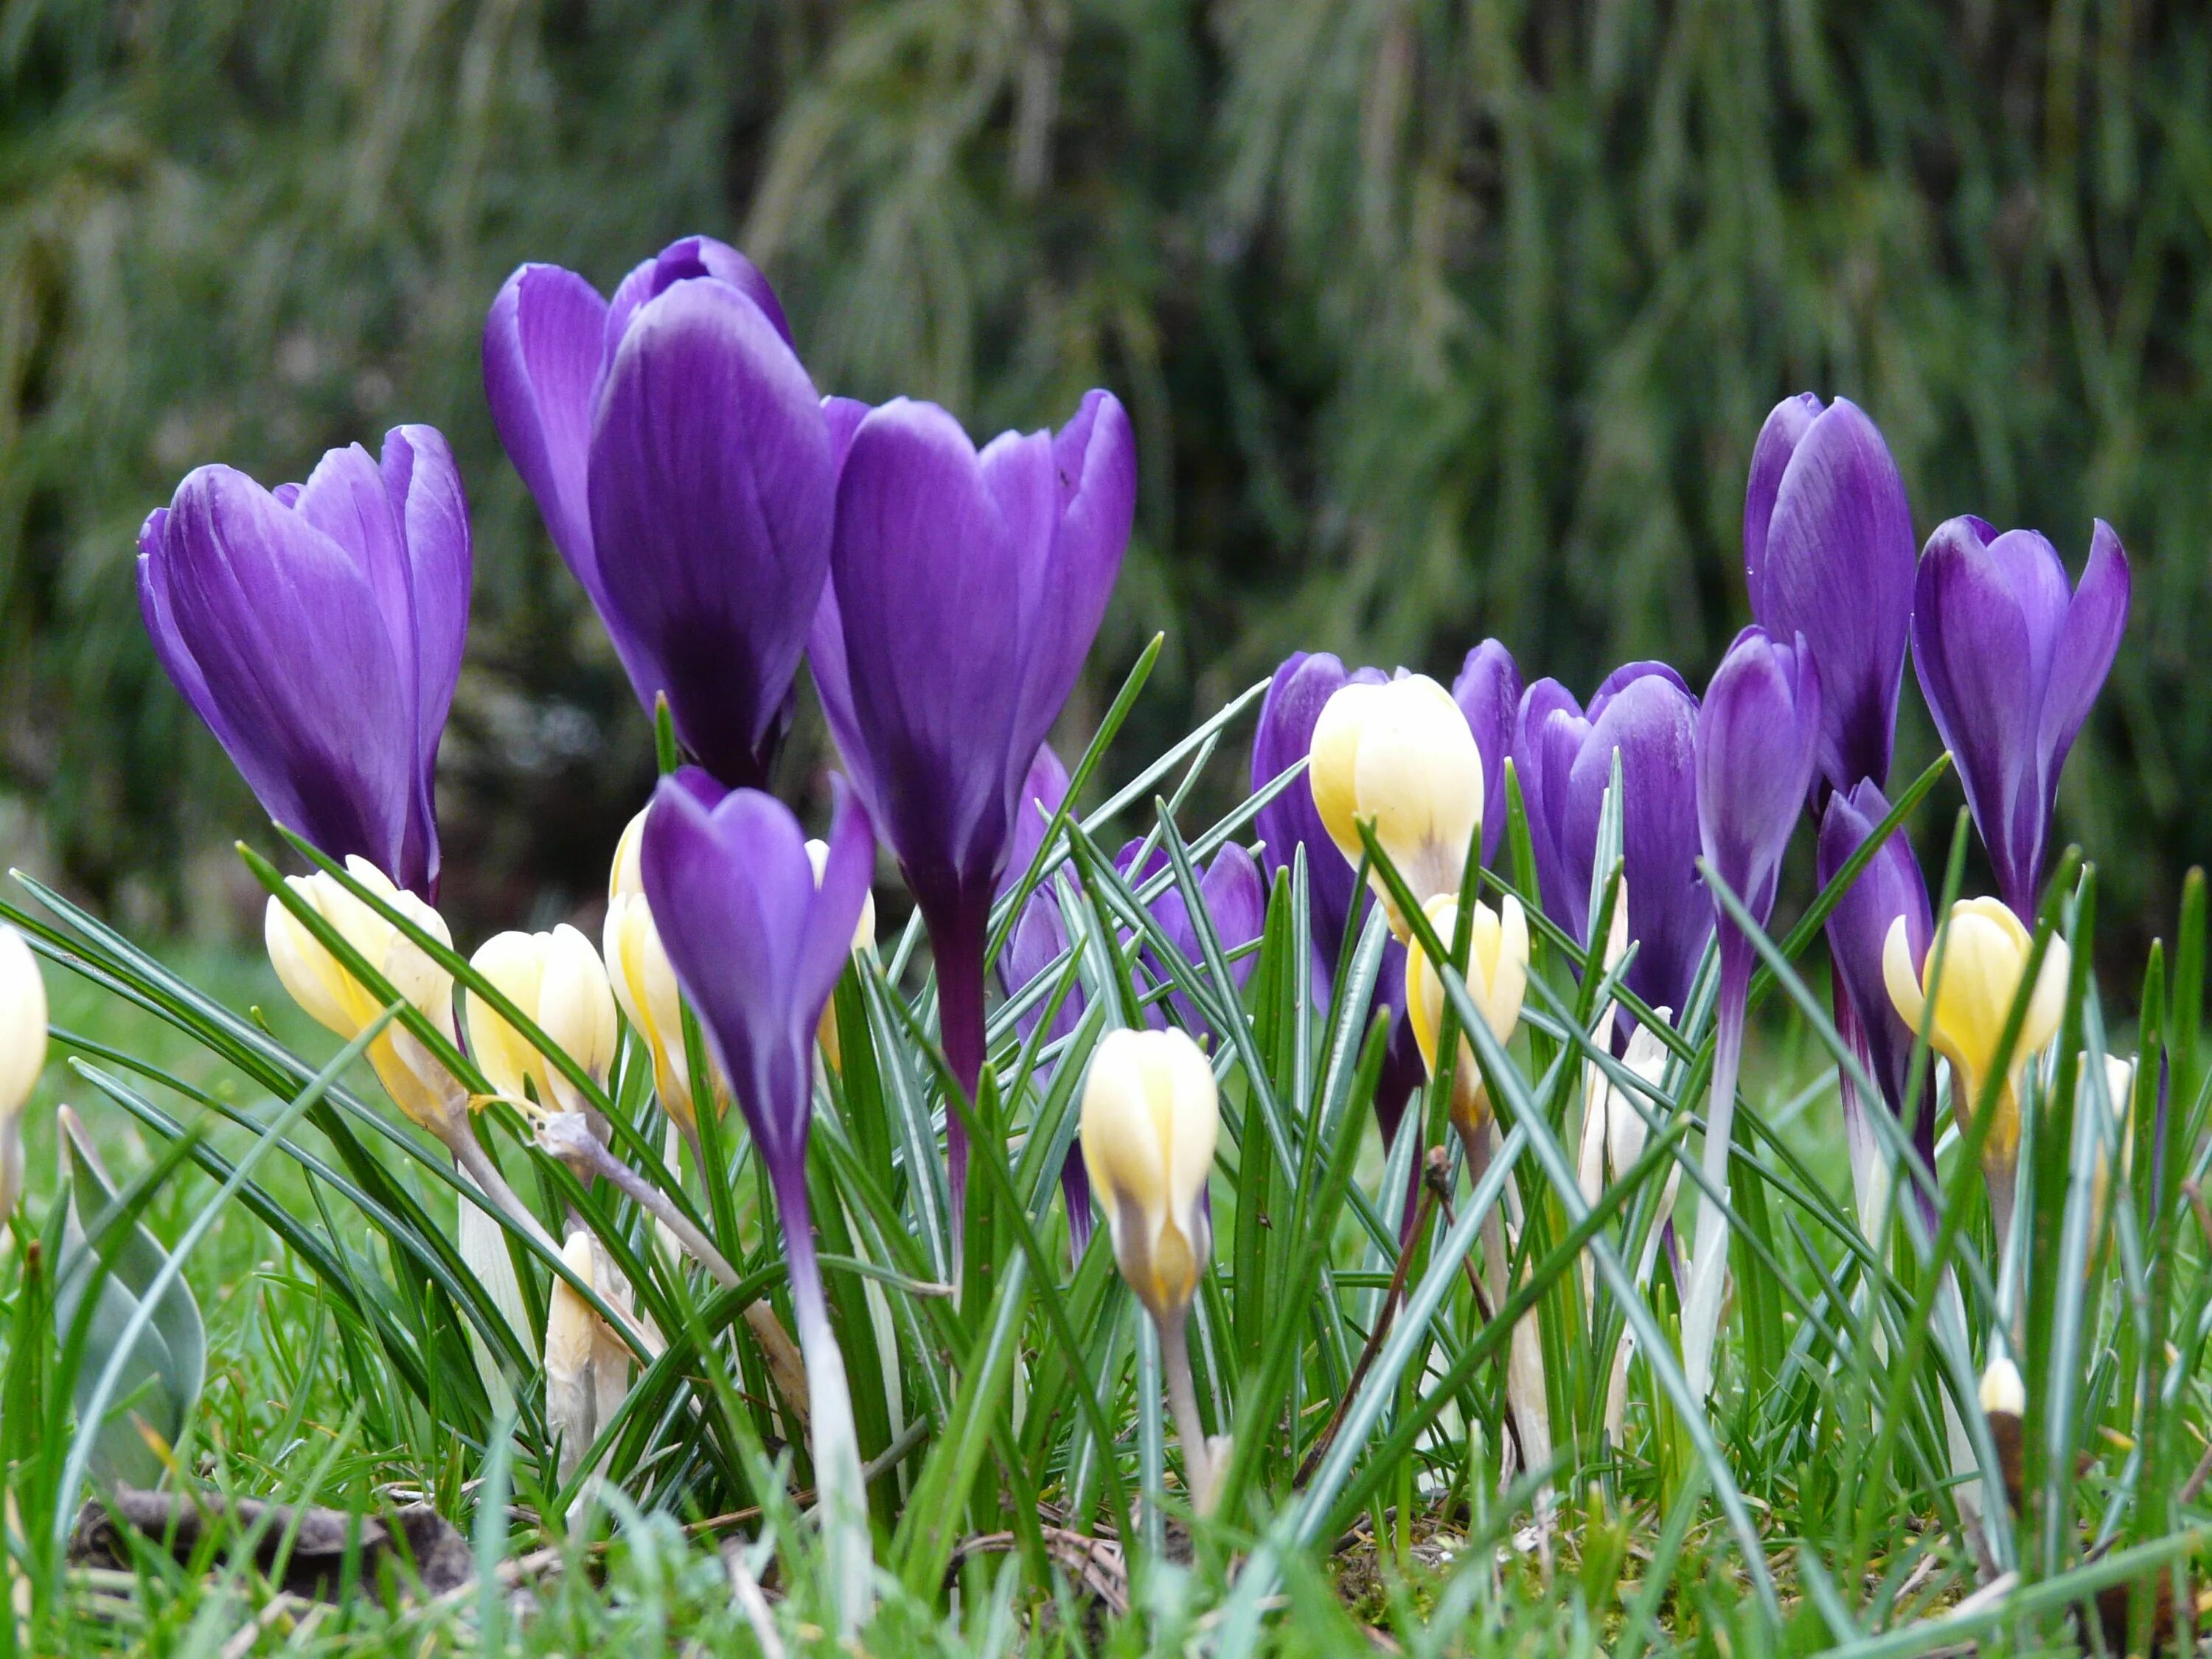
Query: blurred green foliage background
xmin=1 ymin=0 xmax=2205 ymax=963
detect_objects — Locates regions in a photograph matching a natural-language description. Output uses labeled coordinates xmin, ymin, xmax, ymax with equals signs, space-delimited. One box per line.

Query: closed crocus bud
xmin=139 ymin=427 xmax=467 ymax=897
xmin=1081 ymin=1029 xmax=1219 ymax=1321
xmin=1743 ymin=395 xmax=1917 ymax=803
xmin=1980 ymin=1352 xmax=2025 ymax=1420
xmin=804 ymin=835 xmax=876 ymax=1070
xmin=603 ymin=810 xmax=719 ymax=1133
xmin=546 ymin=1231 xmax=604 ymax=1484
xmin=0 ymin=926 xmax=47 ymax=1217
xmin=265 ymin=858 xmax=461 ymax=1133
xmin=1912 ymin=516 xmax=2129 ymax=922
xmin=1403 ymin=894 xmax=1529 ymax=1138
xmin=467 ymin=925 xmax=617 ymax=1115
xmin=1883 ymin=897 xmax=2070 ymax=1215
xmin=1311 ymin=673 xmax=1484 ymax=930
xmin=487 ymin=237 xmax=829 ymax=789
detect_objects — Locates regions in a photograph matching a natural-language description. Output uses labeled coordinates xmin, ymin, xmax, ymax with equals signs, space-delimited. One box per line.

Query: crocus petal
xmin=2036 ymin=519 xmax=2130 ymax=786
xmin=155 ymin=466 xmax=415 ymax=878
xmin=793 ymin=780 xmax=877 ymax=1030
xmin=483 ymin=263 xmax=610 ymax=607
xmin=1696 ymin=626 xmax=1822 ymax=929
xmin=1742 ymin=392 xmax=1823 ymax=582
xmin=588 ymin=279 xmax=834 ymax=787
xmin=1818 ymin=780 xmax=1933 ymax=1122
xmin=1451 ymin=639 xmax=1522 ymax=866
xmin=1746 ymin=398 xmax=1916 ymax=798
xmin=1000 ymin=743 xmax=1071 ymax=900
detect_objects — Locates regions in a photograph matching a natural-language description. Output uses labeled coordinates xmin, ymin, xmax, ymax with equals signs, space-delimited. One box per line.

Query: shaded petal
xmin=1696 ymin=626 xmax=1822 ymax=927
xmin=1912 ymin=517 xmax=2040 ymax=909
xmin=156 ymin=465 xmax=413 ymax=875
xmin=604 ymin=235 xmax=793 ymax=366
xmin=1742 ymin=392 xmax=1823 ymax=585
xmin=1571 ymin=672 xmax=1708 ymax=1016
xmin=2037 ymin=519 xmax=2129 ymax=784
xmin=1000 ymin=743 xmax=1071 ymax=900
xmin=1818 ymin=780 xmax=1933 ymax=1118
xmin=830 ymin=399 xmax=1032 ymax=896
xmin=1451 ymin=639 xmax=1521 ymax=866
xmin=1751 ymin=398 xmax=1916 ymax=795
xmin=793 ymin=779 xmax=876 ymax=1029
xmin=587 ymin=279 xmax=834 ymax=786
xmin=1011 ymin=390 xmax=1135 ymax=767
xmin=484 ymin=263 xmax=611 ymax=614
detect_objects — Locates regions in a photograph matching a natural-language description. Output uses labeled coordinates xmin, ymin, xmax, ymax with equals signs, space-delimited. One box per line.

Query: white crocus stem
xmin=1680 ymin=939 xmax=1753 ymax=1402
xmin=1155 ymin=1310 xmax=1217 ymax=1516
xmin=1459 ymin=1121 xmax=1551 ymax=1500
xmin=777 ymin=1175 xmax=871 ymax=1638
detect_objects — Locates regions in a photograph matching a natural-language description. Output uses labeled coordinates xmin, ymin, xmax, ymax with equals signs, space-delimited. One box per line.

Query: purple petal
xmin=1749 ymin=398 xmax=1916 ymax=796
xmin=604 ymin=235 xmax=794 ymax=365
xmin=793 ymin=779 xmax=877 ymax=1027
xmin=1568 ymin=671 xmax=1708 ymax=1018
xmin=1451 ymin=639 xmax=1522 ymax=866
xmin=1513 ymin=677 xmax=1593 ymax=939
xmin=830 ymin=400 xmax=1036 ymax=897
xmin=156 ymin=465 xmax=414 ymax=878
xmin=1000 ymin=743 xmax=1071 ymax=900
xmin=586 ymin=278 xmax=834 ymax=787
xmin=484 ymin=263 xmax=610 ymax=616
xmin=2037 ymin=519 xmax=2129 ymax=788
xmin=1742 ymin=392 xmax=1824 ymax=582
xmin=1696 ymin=626 xmax=1823 ymax=928
xmin=641 ymin=771 xmax=817 ymax=1168
xmin=1912 ymin=517 xmax=2044 ymax=913
xmin=1818 ymin=779 xmax=1932 ymax=1121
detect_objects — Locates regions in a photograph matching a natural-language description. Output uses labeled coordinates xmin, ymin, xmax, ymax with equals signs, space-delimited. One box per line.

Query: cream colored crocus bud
xmin=1404 ymin=892 xmax=1529 ymax=1138
xmin=265 ymin=858 xmax=462 ymax=1133
xmin=1310 ymin=674 xmax=1484 ymax=933
xmin=1081 ymin=1028 xmax=1218 ymax=1321
xmin=1883 ymin=897 xmax=2070 ymax=1174
xmin=0 ymin=926 xmax=48 ymax=1217
xmin=2088 ymin=1053 xmax=2135 ymax=1245
xmin=805 ymin=838 xmax=876 ymax=1072
xmin=604 ymin=810 xmax=719 ymax=1133
xmin=466 ymin=925 xmax=617 ymax=1115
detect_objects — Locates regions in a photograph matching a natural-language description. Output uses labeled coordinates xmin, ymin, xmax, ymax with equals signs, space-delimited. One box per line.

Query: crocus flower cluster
xmin=131 ymin=204 xmax=2146 ymax=1588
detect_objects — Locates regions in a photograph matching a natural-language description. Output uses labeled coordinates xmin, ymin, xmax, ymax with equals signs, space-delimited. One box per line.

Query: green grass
xmin=0 ymin=663 xmax=2205 ymax=1656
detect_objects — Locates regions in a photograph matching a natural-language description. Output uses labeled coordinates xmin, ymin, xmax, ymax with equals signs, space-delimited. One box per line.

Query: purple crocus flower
xmin=810 ymin=391 xmax=1135 ymax=1220
xmin=138 ymin=425 xmax=468 ymax=897
xmin=1682 ymin=625 xmax=1822 ymax=1398
xmin=1743 ymin=394 xmax=1917 ymax=803
xmin=640 ymin=764 xmax=874 ymax=1620
xmin=1514 ymin=664 xmax=1709 ymax=1021
xmin=1450 ymin=640 xmax=1523 ymax=868
xmin=1911 ymin=516 xmax=2130 ymax=922
xmin=484 ymin=235 xmax=832 ymax=787
xmin=1248 ymin=653 xmax=1427 ymax=1144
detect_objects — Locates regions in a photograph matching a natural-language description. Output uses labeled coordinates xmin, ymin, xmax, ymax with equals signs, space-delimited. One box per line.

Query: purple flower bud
xmin=640 ymin=766 xmax=874 ymax=1262
xmin=1910 ymin=516 xmax=2129 ymax=921
xmin=1743 ymin=395 xmax=1916 ymax=802
xmin=810 ymin=392 xmax=1135 ymax=1217
xmin=1118 ymin=840 xmax=1270 ymax=1037
xmin=1250 ymin=653 xmax=1388 ymax=998
xmin=1450 ymin=639 xmax=1523 ymax=868
xmin=1817 ymin=780 xmax=1933 ymax=1146
xmin=1697 ymin=626 xmax=1823 ymax=942
xmin=484 ymin=236 xmax=831 ymax=788
xmin=139 ymin=425 xmax=469 ymax=897
xmin=1513 ymin=664 xmax=1708 ymax=1021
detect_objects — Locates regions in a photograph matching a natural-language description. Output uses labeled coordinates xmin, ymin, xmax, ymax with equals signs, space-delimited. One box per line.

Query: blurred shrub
xmin=2 ymin=0 xmax=2207 ymax=959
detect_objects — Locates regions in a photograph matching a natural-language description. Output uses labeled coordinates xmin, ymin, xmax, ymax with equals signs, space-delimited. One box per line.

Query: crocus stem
xmin=557 ymin=1127 xmax=810 ymax=1423
xmin=776 ymin=1172 xmax=873 ymax=1637
xmin=1155 ymin=1308 xmax=1215 ymax=1517
xmin=928 ymin=900 xmax=990 ymax=1256
xmin=447 ymin=1123 xmax=561 ymax=1259
xmin=1455 ymin=1116 xmax=1552 ymax=1495
xmin=1681 ymin=935 xmax=1753 ymax=1402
